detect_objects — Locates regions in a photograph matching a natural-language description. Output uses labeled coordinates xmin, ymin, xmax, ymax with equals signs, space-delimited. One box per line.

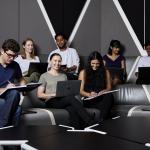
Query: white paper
xmin=84 ymin=89 xmax=120 ymax=100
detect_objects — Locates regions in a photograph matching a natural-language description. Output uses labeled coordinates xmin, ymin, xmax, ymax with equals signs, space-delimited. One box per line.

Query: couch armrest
xmin=113 ymin=84 xmax=149 ymax=105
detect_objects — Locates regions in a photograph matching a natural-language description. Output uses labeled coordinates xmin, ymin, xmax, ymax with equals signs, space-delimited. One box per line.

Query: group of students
xmin=2 ymin=33 xmax=146 ymax=129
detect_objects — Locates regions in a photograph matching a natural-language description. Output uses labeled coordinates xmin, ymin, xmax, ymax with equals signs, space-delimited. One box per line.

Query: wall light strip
xmin=113 ymin=0 xmax=147 ymax=83
xmin=68 ymin=0 xmax=91 ymax=45
xmin=37 ymin=0 xmax=56 ymax=38
xmin=113 ymin=0 xmax=146 ymax=56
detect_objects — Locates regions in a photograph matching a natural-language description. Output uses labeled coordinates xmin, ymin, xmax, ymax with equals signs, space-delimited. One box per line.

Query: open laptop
xmin=137 ymin=67 xmax=150 ymax=84
xmin=28 ymin=62 xmax=48 ymax=76
xmin=56 ymin=80 xmax=81 ymax=97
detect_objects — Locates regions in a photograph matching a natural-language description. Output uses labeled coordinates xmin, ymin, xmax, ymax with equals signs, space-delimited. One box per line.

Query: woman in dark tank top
xmin=84 ymin=67 xmax=106 ymax=93
xmin=79 ymin=51 xmax=114 ymax=121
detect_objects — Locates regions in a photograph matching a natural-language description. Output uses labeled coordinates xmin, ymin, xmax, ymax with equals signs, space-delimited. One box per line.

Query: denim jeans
xmin=0 ymin=90 xmax=21 ymax=127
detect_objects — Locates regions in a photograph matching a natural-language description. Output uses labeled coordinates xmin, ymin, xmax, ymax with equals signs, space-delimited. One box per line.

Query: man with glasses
xmin=0 ymin=39 xmax=26 ymax=127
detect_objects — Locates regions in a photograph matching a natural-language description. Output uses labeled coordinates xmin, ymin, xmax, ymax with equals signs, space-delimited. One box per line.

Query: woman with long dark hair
xmin=79 ymin=51 xmax=114 ymax=121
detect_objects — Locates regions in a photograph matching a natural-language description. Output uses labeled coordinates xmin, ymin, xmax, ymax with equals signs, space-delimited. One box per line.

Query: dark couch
xmin=20 ymin=89 xmax=100 ymax=126
xmin=111 ymin=83 xmax=150 ymax=117
xmin=20 ymin=83 xmax=150 ymax=126
xmin=20 ymin=55 xmax=150 ymax=126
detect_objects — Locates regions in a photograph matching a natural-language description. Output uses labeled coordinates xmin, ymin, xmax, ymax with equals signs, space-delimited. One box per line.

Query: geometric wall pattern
xmin=0 ymin=0 xmax=150 ymax=99
xmin=119 ymin=0 xmax=144 ymax=45
xmin=41 ymin=0 xmax=86 ymax=40
xmin=0 ymin=0 xmax=142 ymax=56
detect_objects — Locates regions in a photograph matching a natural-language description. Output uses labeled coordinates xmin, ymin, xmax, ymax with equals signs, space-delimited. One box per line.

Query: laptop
xmin=56 ymin=80 xmax=81 ymax=97
xmin=137 ymin=67 xmax=150 ymax=84
xmin=28 ymin=62 xmax=48 ymax=76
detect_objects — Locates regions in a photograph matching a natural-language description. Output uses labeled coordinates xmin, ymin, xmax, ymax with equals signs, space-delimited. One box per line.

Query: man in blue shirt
xmin=0 ymin=39 xmax=26 ymax=127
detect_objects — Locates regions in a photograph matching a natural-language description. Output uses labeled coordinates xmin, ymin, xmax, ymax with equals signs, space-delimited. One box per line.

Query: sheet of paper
xmin=84 ymin=89 xmax=120 ymax=100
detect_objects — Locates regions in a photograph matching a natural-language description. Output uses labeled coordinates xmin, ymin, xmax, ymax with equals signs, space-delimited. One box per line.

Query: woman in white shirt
xmin=15 ymin=38 xmax=40 ymax=82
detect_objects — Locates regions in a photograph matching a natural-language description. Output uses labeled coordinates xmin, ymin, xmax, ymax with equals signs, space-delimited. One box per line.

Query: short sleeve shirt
xmin=38 ymin=72 xmax=67 ymax=94
xmin=0 ymin=61 xmax=22 ymax=87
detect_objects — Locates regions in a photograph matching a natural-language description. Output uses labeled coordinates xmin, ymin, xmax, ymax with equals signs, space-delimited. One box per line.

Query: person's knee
xmin=64 ymin=95 xmax=75 ymax=101
xmin=8 ymin=90 xmax=20 ymax=97
xmin=6 ymin=90 xmax=20 ymax=103
xmin=30 ymin=72 xmax=40 ymax=82
xmin=103 ymin=94 xmax=114 ymax=104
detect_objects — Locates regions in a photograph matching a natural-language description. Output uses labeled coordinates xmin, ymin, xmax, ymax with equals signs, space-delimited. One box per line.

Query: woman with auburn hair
xmin=15 ymin=38 xmax=40 ymax=83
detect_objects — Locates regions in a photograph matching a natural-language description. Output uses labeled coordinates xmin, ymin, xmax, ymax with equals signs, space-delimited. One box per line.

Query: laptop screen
xmin=56 ymin=80 xmax=81 ymax=97
xmin=138 ymin=67 xmax=150 ymax=84
xmin=28 ymin=62 xmax=48 ymax=76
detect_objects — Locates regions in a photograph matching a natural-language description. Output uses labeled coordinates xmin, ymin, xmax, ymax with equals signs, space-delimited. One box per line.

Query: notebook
xmin=137 ymin=67 xmax=150 ymax=84
xmin=28 ymin=62 xmax=48 ymax=76
xmin=56 ymin=80 xmax=81 ymax=97
xmin=83 ymin=89 xmax=120 ymax=100
xmin=0 ymin=83 xmax=41 ymax=97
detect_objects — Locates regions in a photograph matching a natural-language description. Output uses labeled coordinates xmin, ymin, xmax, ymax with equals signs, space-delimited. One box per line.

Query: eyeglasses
xmin=5 ymin=51 xmax=18 ymax=59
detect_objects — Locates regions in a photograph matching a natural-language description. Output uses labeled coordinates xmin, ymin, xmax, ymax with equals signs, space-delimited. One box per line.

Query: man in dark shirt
xmin=0 ymin=39 xmax=26 ymax=127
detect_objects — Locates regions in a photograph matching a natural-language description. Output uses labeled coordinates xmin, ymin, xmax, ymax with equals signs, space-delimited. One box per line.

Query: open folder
xmin=0 ymin=83 xmax=41 ymax=97
xmin=83 ymin=89 xmax=120 ymax=100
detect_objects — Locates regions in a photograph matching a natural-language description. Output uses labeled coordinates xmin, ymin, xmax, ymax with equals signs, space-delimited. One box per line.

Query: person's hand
xmin=6 ymin=83 xmax=15 ymax=89
xmin=98 ymin=90 xmax=108 ymax=96
xmin=61 ymin=67 xmax=68 ymax=72
xmin=50 ymin=93 xmax=56 ymax=98
xmin=67 ymin=65 xmax=77 ymax=73
xmin=60 ymin=65 xmax=68 ymax=72
xmin=90 ymin=91 xmax=98 ymax=97
xmin=45 ymin=93 xmax=56 ymax=102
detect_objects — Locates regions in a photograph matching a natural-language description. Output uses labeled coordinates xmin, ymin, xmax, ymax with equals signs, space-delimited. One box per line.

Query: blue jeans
xmin=0 ymin=90 xmax=21 ymax=127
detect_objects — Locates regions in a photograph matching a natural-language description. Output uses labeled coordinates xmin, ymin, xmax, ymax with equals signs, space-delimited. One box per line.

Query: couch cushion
xmin=21 ymin=108 xmax=100 ymax=127
xmin=49 ymin=109 xmax=70 ymax=125
xmin=22 ymin=89 xmax=46 ymax=108
xmin=20 ymin=108 xmax=55 ymax=125
xmin=111 ymin=105 xmax=142 ymax=117
xmin=21 ymin=89 xmax=101 ymax=126
xmin=113 ymin=84 xmax=149 ymax=105
xmin=130 ymin=105 xmax=150 ymax=117
xmin=112 ymin=105 xmax=150 ymax=117
xmin=49 ymin=108 xmax=100 ymax=126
